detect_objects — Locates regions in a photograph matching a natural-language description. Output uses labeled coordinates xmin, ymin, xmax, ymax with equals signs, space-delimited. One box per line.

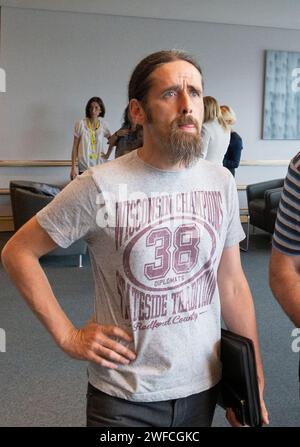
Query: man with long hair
xmin=2 ymin=50 xmax=268 ymax=427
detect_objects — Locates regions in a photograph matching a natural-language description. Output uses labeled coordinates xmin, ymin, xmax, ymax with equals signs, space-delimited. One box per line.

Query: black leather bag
xmin=218 ymin=329 xmax=262 ymax=427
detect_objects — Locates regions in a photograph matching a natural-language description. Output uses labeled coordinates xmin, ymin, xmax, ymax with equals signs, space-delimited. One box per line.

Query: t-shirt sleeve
xmin=272 ymin=153 xmax=300 ymax=255
xmin=36 ymin=172 xmax=101 ymax=248
xmin=74 ymin=120 xmax=83 ymax=138
xmin=224 ymin=173 xmax=245 ymax=247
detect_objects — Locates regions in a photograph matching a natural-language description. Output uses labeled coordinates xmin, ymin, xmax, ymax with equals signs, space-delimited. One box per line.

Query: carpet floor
xmin=0 ymin=230 xmax=299 ymax=427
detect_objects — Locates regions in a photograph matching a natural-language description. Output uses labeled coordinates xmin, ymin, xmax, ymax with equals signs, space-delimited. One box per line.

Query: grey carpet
xmin=0 ymin=230 xmax=299 ymax=427
xmin=213 ymin=230 xmax=300 ymax=427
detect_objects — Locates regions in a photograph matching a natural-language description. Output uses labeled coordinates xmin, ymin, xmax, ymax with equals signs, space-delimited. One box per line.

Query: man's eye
xmin=164 ymin=91 xmax=177 ymax=97
xmin=191 ymin=90 xmax=200 ymax=97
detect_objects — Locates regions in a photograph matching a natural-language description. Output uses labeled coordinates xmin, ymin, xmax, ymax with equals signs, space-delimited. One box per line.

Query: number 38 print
xmin=123 ymin=216 xmax=217 ymax=292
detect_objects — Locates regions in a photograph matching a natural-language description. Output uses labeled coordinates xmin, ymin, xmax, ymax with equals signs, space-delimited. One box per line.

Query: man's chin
xmin=175 ymin=127 xmax=199 ymax=136
xmin=173 ymin=134 xmax=201 ymax=148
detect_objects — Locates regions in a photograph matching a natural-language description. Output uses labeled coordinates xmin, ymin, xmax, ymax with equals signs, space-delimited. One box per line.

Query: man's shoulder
xmin=91 ymin=151 xmax=137 ymax=176
xmin=197 ymin=159 xmax=232 ymax=183
xmin=286 ymin=152 xmax=300 ymax=186
xmin=64 ymin=170 xmax=100 ymax=195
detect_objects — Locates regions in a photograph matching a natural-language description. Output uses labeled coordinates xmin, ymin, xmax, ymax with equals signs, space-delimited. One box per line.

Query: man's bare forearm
xmin=1 ymin=218 xmax=137 ymax=368
xmin=2 ymin=245 xmax=75 ymax=347
xmin=270 ymin=250 xmax=300 ymax=327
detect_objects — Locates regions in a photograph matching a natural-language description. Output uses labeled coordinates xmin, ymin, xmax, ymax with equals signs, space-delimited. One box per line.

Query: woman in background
xmin=200 ymin=96 xmax=230 ymax=165
xmin=70 ymin=96 xmax=110 ymax=180
xmin=102 ymin=105 xmax=143 ymax=160
xmin=221 ymin=105 xmax=243 ymax=177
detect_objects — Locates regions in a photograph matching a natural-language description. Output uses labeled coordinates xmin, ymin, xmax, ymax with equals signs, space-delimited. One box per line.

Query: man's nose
xmin=179 ymin=91 xmax=192 ymax=114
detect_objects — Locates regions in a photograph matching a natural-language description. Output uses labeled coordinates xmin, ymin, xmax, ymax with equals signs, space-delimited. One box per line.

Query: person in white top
xmin=70 ymin=96 xmax=111 ymax=180
xmin=200 ymin=96 xmax=230 ymax=165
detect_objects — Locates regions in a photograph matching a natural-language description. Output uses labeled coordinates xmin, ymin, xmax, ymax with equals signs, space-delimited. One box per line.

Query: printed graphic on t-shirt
xmin=115 ymin=190 xmax=223 ymax=332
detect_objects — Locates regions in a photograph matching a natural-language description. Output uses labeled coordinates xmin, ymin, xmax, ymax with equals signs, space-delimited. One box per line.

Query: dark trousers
xmin=86 ymin=382 xmax=219 ymax=427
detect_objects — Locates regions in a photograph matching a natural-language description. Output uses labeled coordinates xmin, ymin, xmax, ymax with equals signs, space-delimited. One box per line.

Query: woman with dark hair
xmin=102 ymin=105 xmax=143 ymax=160
xmin=70 ymin=97 xmax=111 ymax=180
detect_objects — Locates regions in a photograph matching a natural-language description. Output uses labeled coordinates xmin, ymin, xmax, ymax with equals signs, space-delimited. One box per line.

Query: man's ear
xmin=129 ymin=99 xmax=146 ymax=127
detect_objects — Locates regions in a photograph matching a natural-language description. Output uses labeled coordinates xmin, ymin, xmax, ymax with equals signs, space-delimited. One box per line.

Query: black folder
xmin=218 ymin=328 xmax=262 ymax=427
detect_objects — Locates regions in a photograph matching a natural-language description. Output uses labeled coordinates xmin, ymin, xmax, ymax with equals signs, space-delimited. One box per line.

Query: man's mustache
xmin=172 ymin=115 xmax=200 ymax=129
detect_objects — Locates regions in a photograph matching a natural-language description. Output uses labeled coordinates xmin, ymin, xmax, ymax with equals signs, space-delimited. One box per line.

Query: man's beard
xmin=146 ymin=110 xmax=202 ymax=167
xmin=168 ymin=116 xmax=202 ymax=167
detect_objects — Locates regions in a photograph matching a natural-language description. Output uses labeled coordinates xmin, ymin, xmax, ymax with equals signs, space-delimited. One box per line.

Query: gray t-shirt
xmin=37 ymin=150 xmax=244 ymax=402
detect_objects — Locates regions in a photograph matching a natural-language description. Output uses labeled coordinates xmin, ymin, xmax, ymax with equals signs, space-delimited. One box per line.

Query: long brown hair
xmin=128 ymin=50 xmax=203 ymax=105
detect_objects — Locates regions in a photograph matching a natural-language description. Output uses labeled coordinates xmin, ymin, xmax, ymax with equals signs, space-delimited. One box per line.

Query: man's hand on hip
xmin=60 ymin=322 xmax=136 ymax=369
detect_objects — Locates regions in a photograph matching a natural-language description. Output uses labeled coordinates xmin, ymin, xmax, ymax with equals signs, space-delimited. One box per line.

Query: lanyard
xmin=88 ymin=119 xmax=100 ymax=160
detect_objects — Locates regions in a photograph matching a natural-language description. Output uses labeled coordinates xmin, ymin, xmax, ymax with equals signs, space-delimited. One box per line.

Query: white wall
xmin=1 ymin=6 xmax=300 ymax=212
xmin=2 ymin=0 xmax=300 ymax=31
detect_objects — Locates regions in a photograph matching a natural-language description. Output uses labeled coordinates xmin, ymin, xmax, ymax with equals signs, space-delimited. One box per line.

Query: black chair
xmin=9 ymin=180 xmax=87 ymax=267
xmin=246 ymin=179 xmax=284 ymax=234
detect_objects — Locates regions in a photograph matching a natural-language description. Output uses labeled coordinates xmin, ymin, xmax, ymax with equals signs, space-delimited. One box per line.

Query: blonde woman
xmin=200 ymin=96 xmax=230 ymax=165
xmin=220 ymin=105 xmax=243 ymax=177
xmin=70 ymin=97 xmax=111 ymax=180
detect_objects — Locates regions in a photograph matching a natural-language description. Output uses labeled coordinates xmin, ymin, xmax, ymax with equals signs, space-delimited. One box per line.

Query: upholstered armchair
xmin=9 ymin=180 xmax=87 ymax=266
xmin=246 ymin=178 xmax=284 ymax=234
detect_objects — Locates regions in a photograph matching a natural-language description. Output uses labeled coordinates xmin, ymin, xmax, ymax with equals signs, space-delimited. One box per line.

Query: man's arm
xmin=1 ymin=217 xmax=136 ymax=368
xmin=217 ymin=244 xmax=269 ymax=425
xmin=269 ymin=246 xmax=300 ymax=327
